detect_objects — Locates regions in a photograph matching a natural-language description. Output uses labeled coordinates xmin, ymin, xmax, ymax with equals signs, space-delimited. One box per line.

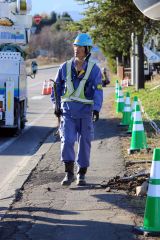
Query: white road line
xmin=0 ymin=155 xmax=31 ymax=197
xmin=0 ymin=134 xmax=54 ymax=201
xmin=0 ymin=107 xmax=52 ymax=153
xmin=25 ymin=107 xmax=52 ymax=129
xmin=31 ymin=95 xmax=45 ymax=100
xmin=29 ymin=81 xmax=43 ymax=87
xmin=0 ymin=138 xmax=16 ymax=154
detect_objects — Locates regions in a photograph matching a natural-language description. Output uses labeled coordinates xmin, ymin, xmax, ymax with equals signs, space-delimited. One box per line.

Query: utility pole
xmin=134 ymin=34 xmax=139 ymax=91
xmin=134 ymin=34 xmax=145 ymax=90
xmin=131 ymin=33 xmax=136 ymax=86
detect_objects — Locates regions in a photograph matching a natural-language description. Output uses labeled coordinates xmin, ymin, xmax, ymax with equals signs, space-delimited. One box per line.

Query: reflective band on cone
xmin=46 ymin=81 xmax=52 ymax=95
xmin=129 ymin=103 xmax=148 ymax=150
xmin=116 ymin=86 xmax=124 ymax=113
xmin=118 ymin=98 xmax=124 ymax=103
xmin=132 ymin=123 xmax=144 ymax=131
xmin=134 ymin=111 xmax=142 ymax=121
xmin=150 ymin=161 xmax=160 ymax=179
xmin=127 ymin=96 xmax=138 ymax=133
xmin=143 ymin=148 xmax=160 ymax=233
xmin=124 ymin=107 xmax=131 ymax=112
xmin=120 ymin=92 xmax=131 ymax=126
xmin=147 ymin=184 xmax=160 ymax=197
xmin=42 ymin=80 xmax=48 ymax=95
xmin=115 ymin=80 xmax=119 ymax=101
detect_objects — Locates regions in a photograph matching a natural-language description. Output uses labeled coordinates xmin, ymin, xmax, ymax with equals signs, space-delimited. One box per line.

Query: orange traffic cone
xmin=46 ymin=80 xmax=52 ymax=95
xmin=42 ymin=80 xmax=48 ymax=95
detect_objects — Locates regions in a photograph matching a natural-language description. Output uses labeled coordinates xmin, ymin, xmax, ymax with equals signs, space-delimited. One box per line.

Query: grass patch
xmin=122 ymin=78 xmax=160 ymax=122
xmin=110 ymin=74 xmax=160 ymax=162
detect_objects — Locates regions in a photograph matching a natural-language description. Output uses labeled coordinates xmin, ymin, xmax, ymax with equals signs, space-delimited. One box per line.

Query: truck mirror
xmin=133 ymin=0 xmax=160 ymax=20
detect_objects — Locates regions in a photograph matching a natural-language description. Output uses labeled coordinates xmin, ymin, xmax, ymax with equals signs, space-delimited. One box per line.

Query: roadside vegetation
xmin=70 ymin=0 xmax=160 ymax=89
xmin=110 ymin=74 xmax=160 ymax=163
xmin=124 ymin=78 xmax=160 ymax=122
xmin=27 ymin=11 xmax=76 ymax=62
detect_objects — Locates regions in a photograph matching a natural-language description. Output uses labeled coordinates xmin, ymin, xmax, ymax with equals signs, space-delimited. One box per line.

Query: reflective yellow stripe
xmin=78 ymin=69 xmax=85 ymax=76
xmin=8 ymin=91 xmax=11 ymax=111
xmin=70 ymin=96 xmax=93 ymax=104
xmin=97 ymin=84 xmax=102 ymax=90
xmin=62 ymin=60 xmax=95 ymax=104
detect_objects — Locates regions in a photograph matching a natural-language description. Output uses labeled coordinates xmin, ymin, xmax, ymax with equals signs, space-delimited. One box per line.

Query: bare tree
xmin=28 ymin=26 xmax=75 ymax=61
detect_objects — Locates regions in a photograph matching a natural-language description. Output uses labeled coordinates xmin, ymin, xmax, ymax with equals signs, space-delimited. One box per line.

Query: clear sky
xmin=31 ymin=0 xmax=85 ymax=16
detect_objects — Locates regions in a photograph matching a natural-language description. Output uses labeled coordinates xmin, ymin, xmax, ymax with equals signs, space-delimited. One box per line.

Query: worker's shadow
xmin=91 ymin=192 xmax=146 ymax=217
xmin=93 ymin=117 xmax=123 ymax=140
xmin=70 ymin=183 xmax=102 ymax=191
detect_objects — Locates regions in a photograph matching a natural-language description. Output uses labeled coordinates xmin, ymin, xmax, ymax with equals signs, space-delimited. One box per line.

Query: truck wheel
xmin=21 ymin=120 xmax=25 ymax=129
xmin=20 ymin=101 xmax=26 ymax=129
xmin=14 ymin=101 xmax=26 ymax=134
xmin=16 ymin=104 xmax=21 ymax=133
xmin=13 ymin=102 xmax=22 ymax=135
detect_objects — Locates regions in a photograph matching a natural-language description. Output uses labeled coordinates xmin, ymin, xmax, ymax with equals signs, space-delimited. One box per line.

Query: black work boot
xmin=61 ymin=162 xmax=74 ymax=186
xmin=77 ymin=167 xmax=87 ymax=186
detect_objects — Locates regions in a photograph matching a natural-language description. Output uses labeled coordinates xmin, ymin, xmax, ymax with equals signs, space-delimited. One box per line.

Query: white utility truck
xmin=0 ymin=0 xmax=34 ymax=133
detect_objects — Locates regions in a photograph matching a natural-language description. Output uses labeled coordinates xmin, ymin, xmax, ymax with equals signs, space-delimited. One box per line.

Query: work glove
xmin=54 ymin=108 xmax=62 ymax=118
xmin=92 ymin=110 xmax=99 ymax=122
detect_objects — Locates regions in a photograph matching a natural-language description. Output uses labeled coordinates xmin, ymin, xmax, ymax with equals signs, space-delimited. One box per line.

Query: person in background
xmin=102 ymin=67 xmax=110 ymax=87
xmin=51 ymin=33 xmax=103 ymax=186
xmin=31 ymin=61 xmax=38 ymax=77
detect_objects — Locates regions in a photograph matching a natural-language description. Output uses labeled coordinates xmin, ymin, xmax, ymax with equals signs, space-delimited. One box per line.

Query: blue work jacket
xmin=51 ymin=58 xmax=103 ymax=119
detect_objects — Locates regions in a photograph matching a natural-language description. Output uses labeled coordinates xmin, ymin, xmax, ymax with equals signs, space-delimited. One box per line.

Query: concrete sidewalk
xmin=0 ymin=87 xmax=142 ymax=240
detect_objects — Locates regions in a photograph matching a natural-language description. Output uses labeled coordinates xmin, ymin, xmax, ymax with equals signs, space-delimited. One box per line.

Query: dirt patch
xmin=100 ymin=173 xmax=149 ymax=196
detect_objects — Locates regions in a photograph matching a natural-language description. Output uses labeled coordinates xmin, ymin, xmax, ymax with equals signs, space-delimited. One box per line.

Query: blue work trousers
xmin=59 ymin=115 xmax=93 ymax=168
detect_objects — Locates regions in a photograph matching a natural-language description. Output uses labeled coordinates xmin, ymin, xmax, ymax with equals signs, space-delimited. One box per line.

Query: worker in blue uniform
xmin=51 ymin=33 xmax=103 ymax=186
